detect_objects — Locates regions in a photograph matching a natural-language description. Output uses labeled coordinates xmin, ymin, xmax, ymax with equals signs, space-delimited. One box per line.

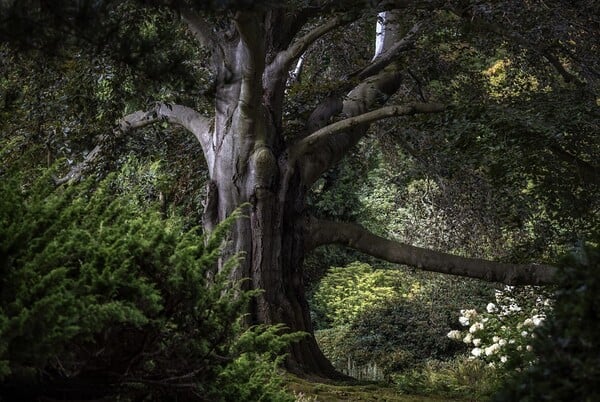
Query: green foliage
xmin=310 ymin=262 xmax=416 ymax=328
xmin=494 ymin=245 xmax=600 ymax=402
xmin=312 ymin=262 xmax=495 ymax=378
xmin=392 ymin=357 xmax=502 ymax=400
xmin=0 ymin=161 xmax=296 ymax=401
xmin=214 ymin=324 xmax=304 ymax=402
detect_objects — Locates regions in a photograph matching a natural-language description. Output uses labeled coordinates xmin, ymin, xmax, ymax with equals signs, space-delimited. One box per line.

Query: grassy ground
xmin=285 ymin=375 xmax=465 ymax=402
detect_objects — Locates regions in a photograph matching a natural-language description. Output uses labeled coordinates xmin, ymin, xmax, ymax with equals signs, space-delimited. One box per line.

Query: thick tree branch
xmin=299 ymin=102 xmax=445 ymax=150
xmin=180 ymin=9 xmax=218 ymax=49
xmin=294 ymin=99 xmax=445 ymax=184
xmin=233 ymin=11 xmax=266 ymax=113
xmin=267 ymin=15 xmax=348 ymax=80
xmin=305 ymin=218 xmax=557 ymax=286
xmin=349 ymin=19 xmax=425 ymax=81
xmin=54 ymin=102 xmax=213 ymax=185
xmin=262 ymin=13 xmax=356 ymax=125
xmin=304 ymin=17 xmax=427 ymax=135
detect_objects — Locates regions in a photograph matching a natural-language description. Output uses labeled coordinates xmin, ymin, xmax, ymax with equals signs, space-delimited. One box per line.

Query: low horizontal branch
xmin=305 ymin=217 xmax=557 ymax=286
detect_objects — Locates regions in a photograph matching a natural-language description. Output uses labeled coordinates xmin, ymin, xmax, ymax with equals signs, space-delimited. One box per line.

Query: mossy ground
xmin=284 ymin=375 xmax=465 ymax=402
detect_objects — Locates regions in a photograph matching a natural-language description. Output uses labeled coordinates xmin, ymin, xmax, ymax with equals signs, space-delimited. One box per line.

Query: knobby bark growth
xmin=58 ymin=1 xmax=564 ymax=377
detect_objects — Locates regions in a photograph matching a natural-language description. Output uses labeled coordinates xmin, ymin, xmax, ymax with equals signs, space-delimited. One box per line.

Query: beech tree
xmin=4 ymin=0 xmax=597 ymax=377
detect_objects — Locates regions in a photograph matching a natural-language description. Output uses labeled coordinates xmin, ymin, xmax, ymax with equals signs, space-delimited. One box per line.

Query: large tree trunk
xmin=204 ymin=104 xmax=342 ymax=377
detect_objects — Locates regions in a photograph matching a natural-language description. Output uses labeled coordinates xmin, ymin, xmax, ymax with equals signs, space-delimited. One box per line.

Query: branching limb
xmin=304 ymin=217 xmax=557 ymax=286
xmin=304 ymin=17 xmax=428 ymax=135
xmin=233 ymin=11 xmax=266 ymax=112
xmin=295 ymin=99 xmax=445 ymax=184
xmin=349 ymin=19 xmax=426 ymax=81
xmin=299 ymin=102 xmax=445 ymax=149
xmin=266 ymin=15 xmax=349 ymax=81
xmin=54 ymin=102 xmax=213 ymax=185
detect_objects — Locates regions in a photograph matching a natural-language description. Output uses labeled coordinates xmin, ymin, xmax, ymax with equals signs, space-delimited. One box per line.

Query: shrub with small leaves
xmin=0 ymin=161 xmax=297 ymax=401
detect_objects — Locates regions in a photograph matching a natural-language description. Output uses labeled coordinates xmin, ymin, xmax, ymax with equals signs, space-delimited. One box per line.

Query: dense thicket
xmin=0 ymin=160 xmax=299 ymax=401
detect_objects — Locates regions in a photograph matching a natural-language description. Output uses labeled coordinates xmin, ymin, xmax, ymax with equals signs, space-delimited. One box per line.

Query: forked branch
xmin=299 ymin=102 xmax=445 ymax=150
xmin=267 ymin=14 xmax=350 ymax=79
xmin=305 ymin=18 xmax=427 ymax=134
xmin=55 ymin=102 xmax=213 ymax=185
xmin=349 ymin=20 xmax=426 ymax=81
xmin=294 ymin=102 xmax=445 ymax=184
xmin=305 ymin=218 xmax=557 ymax=286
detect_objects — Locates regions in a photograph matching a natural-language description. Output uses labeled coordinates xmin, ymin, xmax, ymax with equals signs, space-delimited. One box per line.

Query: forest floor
xmin=285 ymin=375 xmax=466 ymax=402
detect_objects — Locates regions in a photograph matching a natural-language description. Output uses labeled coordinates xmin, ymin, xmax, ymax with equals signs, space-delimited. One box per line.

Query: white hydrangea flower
xmin=471 ymin=347 xmax=482 ymax=357
xmin=526 ymin=345 xmax=533 ymax=352
xmin=469 ymin=322 xmax=483 ymax=333
xmin=523 ymin=318 xmax=534 ymax=327
xmin=486 ymin=303 xmax=498 ymax=313
xmin=459 ymin=316 xmax=470 ymax=326
xmin=447 ymin=330 xmax=462 ymax=340
xmin=485 ymin=344 xmax=500 ymax=356
xmin=473 ymin=338 xmax=481 ymax=347
xmin=532 ymin=315 xmax=544 ymax=326
xmin=509 ymin=304 xmax=522 ymax=312
xmin=499 ymin=339 xmax=507 ymax=346
xmin=463 ymin=333 xmax=473 ymax=344
xmin=521 ymin=331 xmax=528 ymax=337
xmin=492 ymin=336 xmax=500 ymax=343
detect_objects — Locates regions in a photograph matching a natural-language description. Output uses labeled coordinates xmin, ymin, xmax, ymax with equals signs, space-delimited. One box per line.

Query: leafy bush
xmin=316 ymin=297 xmax=468 ymax=378
xmin=494 ymin=245 xmax=600 ymax=402
xmin=310 ymin=262 xmax=417 ymax=328
xmin=312 ymin=262 xmax=494 ymax=379
xmin=0 ymin=162 xmax=297 ymax=401
xmin=447 ymin=285 xmax=552 ymax=370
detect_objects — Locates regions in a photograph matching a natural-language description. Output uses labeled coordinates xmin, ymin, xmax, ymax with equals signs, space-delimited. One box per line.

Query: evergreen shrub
xmin=0 ymin=162 xmax=297 ymax=401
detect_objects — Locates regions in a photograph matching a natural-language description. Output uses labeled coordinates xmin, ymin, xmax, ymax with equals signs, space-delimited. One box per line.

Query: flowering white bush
xmin=447 ymin=286 xmax=552 ymax=369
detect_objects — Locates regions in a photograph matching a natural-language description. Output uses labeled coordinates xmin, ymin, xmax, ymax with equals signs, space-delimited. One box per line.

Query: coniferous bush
xmin=0 ymin=161 xmax=297 ymax=401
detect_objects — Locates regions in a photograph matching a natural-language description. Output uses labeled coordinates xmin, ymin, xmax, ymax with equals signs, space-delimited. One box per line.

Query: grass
xmin=285 ymin=374 xmax=468 ymax=402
